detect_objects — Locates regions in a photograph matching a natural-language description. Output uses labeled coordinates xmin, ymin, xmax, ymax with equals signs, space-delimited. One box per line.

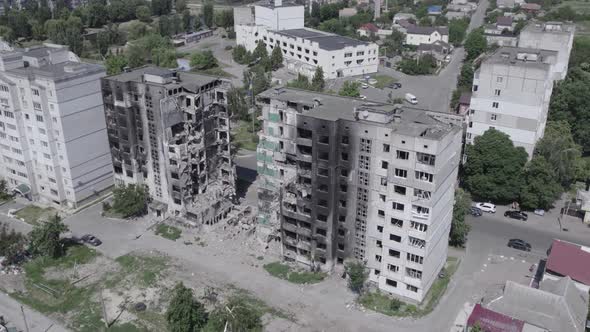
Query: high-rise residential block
xmin=101 ymin=67 xmax=236 ymax=223
xmin=256 ymin=87 xmax=462 ymax=302
xmin=0 ymin=44 xmax=113 ymax=208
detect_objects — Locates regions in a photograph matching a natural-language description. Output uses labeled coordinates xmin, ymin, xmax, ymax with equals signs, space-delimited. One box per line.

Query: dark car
xmin=81 ymin=234 xmax=102 ymax=246
xmin=469 ymin=206 xmax=483 ymax=217
xmin=504 ymin=210 xmax=528 ymax=221
xmin=389 ymin=82 xmax=402 ymax=89
xmin=508 ymin=239 xmax=531 ymax=252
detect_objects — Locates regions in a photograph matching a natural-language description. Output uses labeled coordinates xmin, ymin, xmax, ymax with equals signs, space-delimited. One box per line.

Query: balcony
xmin=411 ymin=205 xmax=430 ymax=221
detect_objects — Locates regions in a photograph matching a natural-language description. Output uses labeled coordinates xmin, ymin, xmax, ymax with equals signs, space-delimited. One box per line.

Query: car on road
xmin=475 ymin=202 xmax=496 ymax=213
xmin=361 ymin=83 xmax=369 ymax=89
xmin=388 ymin=82 xmax=402 ymax=89
xmin=359 ymin=95 xmax=367 ymax=100
xmin=405 ymin=93 xmax=418 ymax=104
xmin=469 ymin=206 xmax=482 ymax=217
xmin=507 ymin=239 xmax=531 ymax=252
xmin=504 ymin=210 xmax=528 ymax=221
xmin=80 ymin=234 xmax=102 ymax=246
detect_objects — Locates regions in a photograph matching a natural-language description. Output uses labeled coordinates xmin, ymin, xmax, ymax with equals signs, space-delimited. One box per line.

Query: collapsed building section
xmin=101 ymin=66 xmax=236 ymax=224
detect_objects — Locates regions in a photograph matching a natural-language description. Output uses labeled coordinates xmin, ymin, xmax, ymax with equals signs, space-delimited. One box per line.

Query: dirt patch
xmin=0 ymin=271 xmax=26 ymax=293
xmin=44 ymin=255 xmax=118 ymax=288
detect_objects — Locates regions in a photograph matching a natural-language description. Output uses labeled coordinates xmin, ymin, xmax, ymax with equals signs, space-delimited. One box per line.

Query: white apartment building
xmin=256 ymin=87 xmax=462 ymax=302
xmin=518 ymin=21 xmax=575 ymax=81
xmin=235 ymin=1 xmax=379 ymax=79
xmin=405 ymin=26 xmax=449 ymax=46
xmin=0 ymin=43 xmax=113 ymax=208
xmin=466 ymin=47 xmax=557 ymax=156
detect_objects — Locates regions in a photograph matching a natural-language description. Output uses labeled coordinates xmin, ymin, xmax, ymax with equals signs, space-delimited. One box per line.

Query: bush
xmin=390 ymin=298 xmax=403 ymax=311
xmin=102 ymin=201 xmax=111 ymax=211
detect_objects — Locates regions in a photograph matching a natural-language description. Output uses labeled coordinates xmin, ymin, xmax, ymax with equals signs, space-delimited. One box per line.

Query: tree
xmin=344 ymin=260 xmax=367 ymax=293
xmin=319 ymin=3 xmax=340 ymax=21
xmin=534 ymin=121 xmax=582 ymax=188
xmin=549 ymin=68 xmax=590 ymax=154
xmin=214 ymin=9 xmax=233 ymax=30
xmin=28 ymin=214 xmax=69 ymax=259
xmin=105 ymin=53 xmax=128 ymax=75
xmin=65 ymin=16 xmax=84 ymax=55
xmin=458 ymin=61 xmax=474 ymax=88
xmin=449 ymin=188 xmax=471 ymax=247
xmin=136 ymin=5 xmax=152 ymax=23
xmin=127 ymin=21 xmax=149 ymax=40
xmin=0 ymin=178 xmax=10 ymax=200
xmin=0 ymin=26 xmax=15 ymax=43
xmin=232 ymin=44 xmax=251 ymax=64
xmin=0 ymin=223 xmax=26 ymax=266
xmin=311 ymin=66 xmax=325 ymax=92
xmin=338 ymin=81 xmax=360 ymax=97
xmin=127 ymin=44 xmax=146 ymax=68
xmin=464 ymin=28 xmax=487 ymax=61
xmin=166 ymin=282 xmax=208 ymax=332
xmin=112 ymin=184 xmax=148 ymax=218
xmin=227 ymin=88 xmax=249 ymax=120
xmin=190 ymin=50 xmax=217 ymax=70
xmin=152 ymin=47 xmax=178 ymax=68
xmin=202 ymin=2 xmax=214 ymax=28
xmin=464 ymin=128 xmax=528 ymax=202
xmin=383 ymin=30 xmax=405 ymax=57
xmin=251 ymin=66 xmax=270 ymax=95
xmin=182 ymin=9 xmax=193 ymax=32
xmin=318 ymin=18 xmax=346 ymax=35
xmin=270 ymin=45 xmax=283 ymax=70
xmin=96 ymin=31 xmax=111 ymax=56
xmin=287 ymin=73 xmax=311 ymax=90
xmin=419 ymin=16 xmax=432 ymax=27
xmin=448 ymin=18 xmax=469 ymax=46
xmin=520 ymin=156 xmax=562 ymax=210
xmin=176 ymin=0 xmax=187 ymax=12
xmin=85 ymin=2 xmax=107 ymax=28
xmin=206 ymin=296 xmax=262 ymax=331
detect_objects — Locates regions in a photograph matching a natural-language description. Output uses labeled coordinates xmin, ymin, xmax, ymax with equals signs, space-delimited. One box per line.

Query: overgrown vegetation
xmin=345 ymin=260 xmax=368 ymax=294
xmin=14 ymin=205 xmax=56 ymax=226
xmin=338 ymin=81 xmax=361 ymax=97
xmin=398 ymin=54 xmax=438 ymax=75
xmin=0 ymin=222 xmax=27 ymax=266
xmin=109 ymin=184 xmax=148 ymax=219
xmin=263 ymin=262 xmax=326 ymax=284
xmin=28 ymin=214 xmax=69 ymax=259
xmin=155 ymin=224 xmax=182 ymax=241
xmin=449 ymin=189 xmax=472 ymax=247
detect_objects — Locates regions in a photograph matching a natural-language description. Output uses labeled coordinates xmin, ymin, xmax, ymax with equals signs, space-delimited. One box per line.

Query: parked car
xmin=504 ymin=210 xmax=528 ymax=221
xmin=534 ymin=209 xmax=545 ymax=216
xmin=359 ymin=95 xmax=367 ymax=100
xmin=405 ymin=93 xmax=418 ymax=104
xmin=469 ymin=207 xmax=483 ymax=217
xmin=361 ymin=83 xmax=369 ymax=89
xmin=475 ymin=202 xmax=496 ymax=213
xmin=389 ymin=82 xmax=402 ymax=89
xmin=507 ymin=239 xmax=531 ymax=252
xmin=81 ymin=234 xmax=102 ymax=246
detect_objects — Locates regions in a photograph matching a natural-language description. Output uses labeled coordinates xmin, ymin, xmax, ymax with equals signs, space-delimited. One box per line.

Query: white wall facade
xmin=254 ymin=5 xmax=304 ymax=31
xmin=0 ymin=47 xmax=112 ymax=209
xmin=406 ymin=31 xmax=449 ymax=46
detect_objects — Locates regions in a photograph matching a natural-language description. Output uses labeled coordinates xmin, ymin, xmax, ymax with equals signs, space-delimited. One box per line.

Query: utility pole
xmin=20 ymin=306 xmax=30 ymax=332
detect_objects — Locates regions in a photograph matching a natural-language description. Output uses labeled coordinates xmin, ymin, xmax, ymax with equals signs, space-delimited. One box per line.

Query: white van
xmin=405 ymin=93 xmax=418 ymax=104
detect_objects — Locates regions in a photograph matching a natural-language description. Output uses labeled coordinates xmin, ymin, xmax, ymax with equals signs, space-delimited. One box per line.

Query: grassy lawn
xmin=359 ymin=257 xmax=460 ymax=317
xmin=10 ymin=246 xmax=171 ymax=331
xmin=263 ymin=262 xmax=326 ymax=284
xmin=232 ymin=120 xmax=259 ymax=151
xmin=575 ymin=20 xmax=590 ymax=36
xmin=155 ymin=224 xmax=182 ymax=241
xmin=372 ymin=74 xmax=397 ymax=89
xmin=191 ymin=66 xmax=236 ymax=78
xmin=556 ymin=0 xmax=590 ymax=13
xmin=14 ymin=205 xmax=57 ymax=226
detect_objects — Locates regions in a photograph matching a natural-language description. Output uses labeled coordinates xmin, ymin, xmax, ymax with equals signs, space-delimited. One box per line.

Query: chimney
xmin=275 ymin=0 xmax=282 ymax=6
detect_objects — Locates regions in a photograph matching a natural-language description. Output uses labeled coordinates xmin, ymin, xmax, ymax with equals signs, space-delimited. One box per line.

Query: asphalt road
xmin=0 ymin=291 xmax=70 ymax=332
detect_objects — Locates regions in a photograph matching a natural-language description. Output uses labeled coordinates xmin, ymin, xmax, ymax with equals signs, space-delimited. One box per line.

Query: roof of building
xmin=397 ymin=19 xmax=415 ymax=28
xmin=273 ymin=28 xmax=371 ymax=51
xmin=105 ymin=66 xmax=222 ymax=89
xmin=406 ymin=26 xmax=449 ymax=35
xmin=467 ymin=304 xmax=525 ymax=332
xmin=484 ymin=46 xmax=557 ymax=69
xmin=546 ymin=239 xmax=590 ymax=285
xmin=257 ymin=87 xmax=459 ymax=139
xmin=7 ymin=61 xmax=104 ymax=82
xmin=488 ymin=279 xmax=587 ymax=332
xmin=417 ymin=40 xmax=451 ymax=53
xmin=497 ymin=16 xmax=513 ymax=26
xmin=359 ymin=23 xmax=379 ymax=33
xmin=521 ymin=20 xmax=575 ymax=34
xmin=428 ymin=5 xmax=443 ymax=13
xmin=520 ymin=2 xmax=541 ymax=10
xmin=256 ymin=1 xmax=301 ymax=9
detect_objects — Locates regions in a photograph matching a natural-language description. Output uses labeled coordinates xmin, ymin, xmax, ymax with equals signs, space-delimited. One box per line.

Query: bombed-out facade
xmin=101 ymin=67 xmax=236 ymax=224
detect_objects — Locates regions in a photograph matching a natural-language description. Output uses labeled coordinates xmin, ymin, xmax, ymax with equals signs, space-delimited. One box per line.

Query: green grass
xmin=372 ymin=75 xmax=397 ymax=89
xmin=359 ymin=257 xmax=460 ymax=317
xmin=556 ymin=0 xmax=590 ymax=13
xmin=14 ymin=205 xmax=57 ymax=225
xmin=113 ymin=253 xmax=169 ymax=287
xmin=191 ymin=66 xmax=236 ymax=78
xmin=263 ymin=262 xmax=326 ymax=284
xmin=232 ymin=120 xmax=259 ymax=151
xmin=154 ymin=224 xmax=182 ymax=241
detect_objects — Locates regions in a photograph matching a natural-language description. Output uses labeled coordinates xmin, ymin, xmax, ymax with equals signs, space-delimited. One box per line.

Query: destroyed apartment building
xmin=256 ymin=87 xmax=462 ymax=302
xmin=101 ymin=67 xmax=236 ymax=224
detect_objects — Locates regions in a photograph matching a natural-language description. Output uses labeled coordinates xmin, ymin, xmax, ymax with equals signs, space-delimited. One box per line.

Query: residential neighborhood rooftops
xmin=467 ymin=304 xmax=525 ymax=332
xmin=520 ymin=2 xmax=542 ymax=10
xmin=427 ymin=5 xmax=443 ymax=14
xmin=489 ymin=279 xmax=587 ymax=332
xmin=546 ymin=239 xmax=590 ymax=285
xmin=273 ymin=28 xmax=371 ymax=51
xmin=359 ymin=23 xmax=379 ymax=33
xmin=496 ymin=16 xmax=513 ymax=26
xmin=406 ymin=26 xmax=449 ymax=36
xmin=486 ymin=46 xmax=557 ymax=69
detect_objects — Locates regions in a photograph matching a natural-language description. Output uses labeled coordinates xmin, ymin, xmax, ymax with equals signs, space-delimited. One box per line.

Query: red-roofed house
xmin=357 ymin=23 xmax=379 ymax=37
xmin=520 ymin=2 xmax=542 ymax=12
xmin=545 ymin=239 xmax=590 ymax=292
xmin=467 ymin=304 xmax=525 ymax=332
